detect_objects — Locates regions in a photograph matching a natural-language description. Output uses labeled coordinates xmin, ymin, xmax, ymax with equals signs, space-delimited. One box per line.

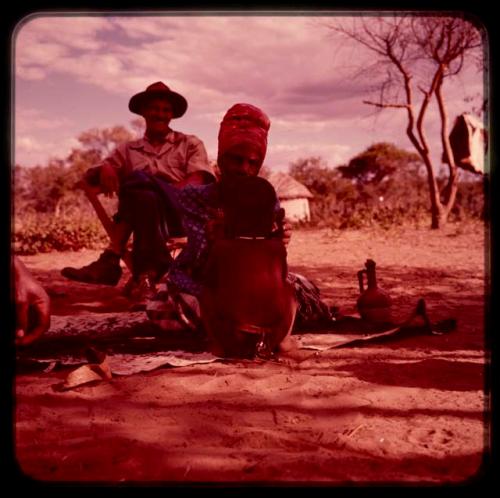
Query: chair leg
xmin=78 ymin=179 xmax=134 ymax=272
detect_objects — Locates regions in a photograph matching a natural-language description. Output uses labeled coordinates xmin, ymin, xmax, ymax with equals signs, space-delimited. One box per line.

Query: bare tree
xmin=329 ymin=14 xmax=484 ymax=228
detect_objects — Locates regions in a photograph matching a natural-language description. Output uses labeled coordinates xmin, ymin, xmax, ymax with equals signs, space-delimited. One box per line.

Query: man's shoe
xmin=61 ymin=250 xmax=122 ymax=285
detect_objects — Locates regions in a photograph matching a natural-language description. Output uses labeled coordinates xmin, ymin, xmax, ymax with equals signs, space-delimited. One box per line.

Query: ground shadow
xmin=336 ymin=357 xmax=484 ymax=392
xmin=31 ymin=268 xmax=132 ymax=315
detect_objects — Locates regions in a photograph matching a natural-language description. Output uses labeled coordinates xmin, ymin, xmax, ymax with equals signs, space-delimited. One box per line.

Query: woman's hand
xmin=274 ymin=208 xmax=292 ymax=247
xmin=206 ymin=208 xmax=225 ymax=241
xmin=282 ymin=218 xmax=293 ymax=247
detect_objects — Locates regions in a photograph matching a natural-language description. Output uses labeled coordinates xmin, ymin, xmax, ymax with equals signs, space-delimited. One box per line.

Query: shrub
xmin=13 ymin=212 xmax=109 ymax=254
xmin=288 ymin=151 xmax=485 ymax=230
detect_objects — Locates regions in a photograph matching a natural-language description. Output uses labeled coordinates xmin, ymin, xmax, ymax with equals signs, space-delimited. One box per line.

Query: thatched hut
xmin=265 ymin=171 xmax=313 ymax=222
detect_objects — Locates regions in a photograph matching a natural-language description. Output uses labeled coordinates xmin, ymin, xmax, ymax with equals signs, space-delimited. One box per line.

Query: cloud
xmin=50 ymin=52 xmax=126 ymax=82
xmin=268 ymin=141 xmax=352 ymax=169
xmin=108 ymin=16 xmax=185 ymax=41
xmin=15 ymin=134 xmax=80 ymax=167
xmin=16 ymin=136 xmax=44 ymax=152
xmin=16 ymin=66 xmax=46 ymax=80
xmin=15 ymin=15 xmax=111 ymax=52
xmin=14 ymin=16 xmax=115 ymax=81
xmin=15 ymin=108 xmax=73 ymax=134
xmin=15 ymin=15 xmax=484 ymax=117
xmin=14 ymin=16 xmax=361 ymax=112
xmin=13 ymin=14 xmax=485 ymax=170
xmin=14 ymin=107 xmax=79 ymax=166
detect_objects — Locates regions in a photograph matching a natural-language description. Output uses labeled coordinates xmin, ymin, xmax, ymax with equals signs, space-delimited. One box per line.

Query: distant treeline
xmin=288 ymin=143 xmax=485 ymax=230
xmin=13 ymin=129 xmax=485 ymax=254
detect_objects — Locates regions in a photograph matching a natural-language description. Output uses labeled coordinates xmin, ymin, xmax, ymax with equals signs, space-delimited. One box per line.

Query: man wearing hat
xmin=61 ymin=82 xmax=215 ymax=302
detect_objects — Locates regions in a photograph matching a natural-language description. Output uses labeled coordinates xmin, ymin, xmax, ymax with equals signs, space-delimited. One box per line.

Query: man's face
xmin=219 ymin=143 xmax=263 ymax=179
xmin=142 ymin=98 xmax=173 ymax=136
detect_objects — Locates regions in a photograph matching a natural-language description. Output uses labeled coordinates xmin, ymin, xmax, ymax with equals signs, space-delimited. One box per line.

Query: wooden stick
xmin=77 ymin=179 xmax=134 ymax=271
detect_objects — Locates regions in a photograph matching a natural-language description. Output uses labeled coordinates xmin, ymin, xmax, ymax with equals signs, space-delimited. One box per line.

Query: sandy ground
xmin=14 ymin=222 xmax=489 ymax=484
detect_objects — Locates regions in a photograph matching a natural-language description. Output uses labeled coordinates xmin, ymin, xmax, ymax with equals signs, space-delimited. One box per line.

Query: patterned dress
xmin=146 ymin=183 xmax=334 ymax=331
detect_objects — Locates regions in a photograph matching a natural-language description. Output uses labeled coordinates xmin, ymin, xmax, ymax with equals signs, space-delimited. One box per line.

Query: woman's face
xmin=218 ymin=143 xmax=263 ymax=179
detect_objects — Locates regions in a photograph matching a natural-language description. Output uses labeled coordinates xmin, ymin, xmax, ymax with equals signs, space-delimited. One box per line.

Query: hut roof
xmin=264 ymin=171 xmax=314 ymax=199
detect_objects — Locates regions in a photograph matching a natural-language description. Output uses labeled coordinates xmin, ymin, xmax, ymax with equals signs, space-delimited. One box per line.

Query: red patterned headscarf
xmin=217 ymin=103 xmax=271 ymax=161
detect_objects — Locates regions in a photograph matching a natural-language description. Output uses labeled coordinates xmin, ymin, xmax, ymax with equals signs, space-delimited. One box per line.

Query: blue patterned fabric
xmin=166 ymin=183 xmax=220 ymax=296
xmin=155 ymin=183 xmax=334 ymax=329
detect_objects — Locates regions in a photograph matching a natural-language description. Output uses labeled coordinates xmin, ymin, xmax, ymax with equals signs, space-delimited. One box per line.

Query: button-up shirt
xmin=102 ymin=129 xmax=214 ymax=183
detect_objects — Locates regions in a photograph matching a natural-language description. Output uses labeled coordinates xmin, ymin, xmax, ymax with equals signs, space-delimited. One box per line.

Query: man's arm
xmin=83 ymin=143 xmax=129 ymax=197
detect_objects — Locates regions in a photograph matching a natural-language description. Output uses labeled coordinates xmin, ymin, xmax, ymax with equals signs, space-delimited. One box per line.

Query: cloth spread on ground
xmin=16 ymin=300 xmax=455 ymax=384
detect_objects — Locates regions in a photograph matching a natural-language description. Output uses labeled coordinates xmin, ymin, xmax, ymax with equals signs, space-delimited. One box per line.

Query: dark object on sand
xmin=357 ymin=259 xmax=392 ymax=324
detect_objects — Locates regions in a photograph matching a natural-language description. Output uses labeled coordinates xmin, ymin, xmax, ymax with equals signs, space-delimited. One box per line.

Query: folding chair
xmin=76 ymin=178 xmax=187 ymax=270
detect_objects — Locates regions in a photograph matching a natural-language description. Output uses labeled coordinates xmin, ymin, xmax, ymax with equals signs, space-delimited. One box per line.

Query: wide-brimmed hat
xmin=128 ymin=81 xmax=188 ymax=118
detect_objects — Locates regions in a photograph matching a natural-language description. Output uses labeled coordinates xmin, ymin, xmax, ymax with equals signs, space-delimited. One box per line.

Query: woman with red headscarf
xmin=146 ymin=103 xmax=334 ymax=343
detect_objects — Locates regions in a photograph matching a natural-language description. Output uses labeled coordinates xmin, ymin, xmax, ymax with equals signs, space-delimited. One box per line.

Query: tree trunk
xmin=412 ymin=139 xmax=445 ymax=230
xmin=430 ymin=204 xmax=448 ymax=229
xmin=433 ymin=72 xmax=460 ymax=229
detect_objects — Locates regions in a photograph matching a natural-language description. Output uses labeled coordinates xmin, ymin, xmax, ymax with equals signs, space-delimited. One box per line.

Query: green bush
xmin=13 ymin=135 xmax=486 ymax=255
xmin=12 ymin=123 xmax=134 ymax=255
xmin=13 ymin=212 xmax=109 ymax=254
xmin=289 ymin=150 xmax=485 ymax=230
xmin=300 ymin=186 xmax=482 ymax=231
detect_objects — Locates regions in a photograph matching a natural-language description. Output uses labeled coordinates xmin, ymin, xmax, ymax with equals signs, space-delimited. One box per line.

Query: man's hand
xmin=99 ymin=163 xmax=120 ymax=197
xmin=14 ymin=257 xmax=51 ymax=346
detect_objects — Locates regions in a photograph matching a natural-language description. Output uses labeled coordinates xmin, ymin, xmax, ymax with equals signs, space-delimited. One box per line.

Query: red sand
xmin=15 ymin=223 xmax=488 ymax=483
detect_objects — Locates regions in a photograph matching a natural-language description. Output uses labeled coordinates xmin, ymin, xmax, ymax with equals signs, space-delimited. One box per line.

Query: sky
xmin=12 ymin=13 xmax=486 ymax=173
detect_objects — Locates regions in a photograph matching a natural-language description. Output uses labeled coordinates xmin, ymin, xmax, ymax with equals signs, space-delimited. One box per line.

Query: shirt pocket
xmin=157 ymin=152 xmax=186 ymax=181
xmin=130 ymin=155 xmax=154 ymax=173
xmin=164 ymin=149 xmax=187 ymax=170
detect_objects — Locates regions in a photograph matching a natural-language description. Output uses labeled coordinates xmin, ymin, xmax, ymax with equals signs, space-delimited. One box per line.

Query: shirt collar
xmin=130 ymin=129 xmax=177 ymax=150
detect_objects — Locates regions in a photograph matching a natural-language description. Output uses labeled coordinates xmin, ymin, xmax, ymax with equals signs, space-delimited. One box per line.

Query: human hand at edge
xmin=14 ymin=257 xmax=51 ymax=346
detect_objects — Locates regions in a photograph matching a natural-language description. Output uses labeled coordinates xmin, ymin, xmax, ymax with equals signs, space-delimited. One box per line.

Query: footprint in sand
xmin=404 ymin=426 xmax=455 ymax=454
